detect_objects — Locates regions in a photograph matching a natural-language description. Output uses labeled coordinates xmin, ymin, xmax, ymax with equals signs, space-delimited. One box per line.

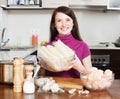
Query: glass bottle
xmin=32 ymin=34 xmax=38 ymax=47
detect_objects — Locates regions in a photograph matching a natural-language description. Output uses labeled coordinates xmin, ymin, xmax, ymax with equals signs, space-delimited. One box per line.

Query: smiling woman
xmin=54 ymin=12 xmax=74 ymax=35
xmin=38 ymin=6 xmax=92 ymax=78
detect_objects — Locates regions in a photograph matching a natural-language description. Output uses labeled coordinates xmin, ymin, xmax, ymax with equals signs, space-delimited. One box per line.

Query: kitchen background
xmin=0 ymin=0 xmax=120 ymax=80
xmin=0 ymin=0 xmax=120 ymax=47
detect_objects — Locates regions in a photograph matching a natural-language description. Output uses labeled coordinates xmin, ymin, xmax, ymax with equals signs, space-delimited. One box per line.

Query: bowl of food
xmin=38 ymin=40 xmax=75 ymax=72
xmin=81 ymin=67 xmax=114 ymax=91
xmin=38 ymin=55 xmax=74 ymax=72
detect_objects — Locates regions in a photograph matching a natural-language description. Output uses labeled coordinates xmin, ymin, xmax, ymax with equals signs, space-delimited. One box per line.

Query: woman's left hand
xmin=69 ymin=55 xmax=85 ymax=73
xmin=62 ymin=64 xmax=73 ymax=71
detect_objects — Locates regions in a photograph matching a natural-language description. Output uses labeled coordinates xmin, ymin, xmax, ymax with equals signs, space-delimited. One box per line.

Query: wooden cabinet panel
xmin=0 ymin=64 xmax=13 ymax=83
xmin=0 ymin=64 xmax=4 ymax=82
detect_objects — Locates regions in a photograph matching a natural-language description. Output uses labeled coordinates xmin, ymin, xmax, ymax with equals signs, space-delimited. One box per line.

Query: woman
xmin=42 ymin=6 xmax=92 ymax=78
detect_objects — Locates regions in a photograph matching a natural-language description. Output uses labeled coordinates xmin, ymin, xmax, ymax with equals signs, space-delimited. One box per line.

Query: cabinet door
xmin=0 ymin=64 xmax=4 ymax=82
xmin=0 ymin=64 xmax=13 ymax=83
xmin=69 ymin=0 xmax=108 ymax=6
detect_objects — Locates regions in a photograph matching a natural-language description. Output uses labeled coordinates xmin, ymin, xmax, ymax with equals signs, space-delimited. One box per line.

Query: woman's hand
xmin=68 ymin=55 xmax=86 ymax=73
xmin=62 ymin=65 xmax=73 ymax=71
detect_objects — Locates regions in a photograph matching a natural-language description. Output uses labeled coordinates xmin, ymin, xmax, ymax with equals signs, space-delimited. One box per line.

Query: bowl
xmin=38 ymin=55 xmax=75 ymax=72
xmin=114 ymin=43 xmax=120 ymax=47
xmin=81 ymin=69 xmax=114 ymax=91
xmin=37 ymin=40 xmax=75 ymax=72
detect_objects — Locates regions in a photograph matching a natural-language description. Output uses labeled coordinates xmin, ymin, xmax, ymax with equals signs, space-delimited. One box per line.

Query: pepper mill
xmin=13 ymin=58 xmax=24 ymax=92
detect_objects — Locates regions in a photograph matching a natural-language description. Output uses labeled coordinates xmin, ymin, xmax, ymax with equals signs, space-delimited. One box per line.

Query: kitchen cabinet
xmin=0 ymin=0 xmax=107 ymax=10
xmin=0 ymin=59 xmax=35 ymax=83
xmin=90 ymin=49 xmax=120 ymax=79
xmin=1 ymin=0 xmax=120 ymax=11
xmin=0 ymin=64 xmax=13 ymax=83
xmin=69 ymin=0 xmax=108 ymax=6
xmin=42 ymin=0 xmax=69 ymax=8
xmin=1 ymin=0 xmax=108 ymax=6
xmin=0 ymin=64 xmax=3 ymax=82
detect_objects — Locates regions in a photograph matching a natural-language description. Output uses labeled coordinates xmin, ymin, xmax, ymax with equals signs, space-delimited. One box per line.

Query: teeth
xmin=61 ymin=27 xmax=68 ymax=31
xmin=62 ymin=29 xmax=67 ymax=31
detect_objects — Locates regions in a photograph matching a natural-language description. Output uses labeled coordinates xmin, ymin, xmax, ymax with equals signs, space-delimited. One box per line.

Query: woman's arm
xmin=82 ymin=55 xmax=92 ymax=74
xmin=69 ymin=55 xmax=92 ymax=74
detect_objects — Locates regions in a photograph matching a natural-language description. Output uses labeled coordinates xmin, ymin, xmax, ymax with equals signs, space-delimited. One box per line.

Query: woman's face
xmin=55 ymin=12 xmax=74 ymax=35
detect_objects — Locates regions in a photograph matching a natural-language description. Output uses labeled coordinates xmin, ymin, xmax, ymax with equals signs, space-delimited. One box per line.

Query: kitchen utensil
xmin=113 ymin=42 xmax=120 ymax=47
xmin=33 ymin=64 xmax=40 ymax=78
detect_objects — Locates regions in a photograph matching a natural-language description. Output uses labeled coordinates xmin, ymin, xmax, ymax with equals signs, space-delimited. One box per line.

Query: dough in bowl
xmin=38 ymin=40 xmax=75 ymax=72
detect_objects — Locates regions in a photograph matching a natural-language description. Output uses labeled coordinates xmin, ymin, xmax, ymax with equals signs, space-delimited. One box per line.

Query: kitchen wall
xmin=0 ymin=8 xmax=1 ymax=24
xmin=1 ymin=9 xmax=120 ymax=47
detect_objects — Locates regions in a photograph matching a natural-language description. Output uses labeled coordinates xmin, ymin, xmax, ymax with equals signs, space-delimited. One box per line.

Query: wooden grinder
xmin=24 ymin=65 xmax=34 ymax=79
xmin=13 ymin=58 xmax=24 ymax=92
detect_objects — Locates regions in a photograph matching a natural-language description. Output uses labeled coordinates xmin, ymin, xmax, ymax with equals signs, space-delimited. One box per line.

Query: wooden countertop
xmin=0 ymin=77 xmax=120 ymax=99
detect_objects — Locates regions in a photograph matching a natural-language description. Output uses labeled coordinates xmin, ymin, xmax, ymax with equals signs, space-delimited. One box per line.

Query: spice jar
xmin=32 ymin=35 xmax=38 ymax=47
xmin=23 ymin=78 xmax=35 ymax=94
xmin=23 ymin=65 xmax=35 ymax=94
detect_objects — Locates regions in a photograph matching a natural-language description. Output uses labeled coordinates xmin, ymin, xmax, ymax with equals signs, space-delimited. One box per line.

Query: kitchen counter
xmin=89 ymin=46 xmax=120 ymax=50
xmin=0 ymin=47 xmax=37 ymax=61
xmin=89 ymin=43 xmax=120 ymax=50
xmin=0 ymin=77 xmax=119 ymax=99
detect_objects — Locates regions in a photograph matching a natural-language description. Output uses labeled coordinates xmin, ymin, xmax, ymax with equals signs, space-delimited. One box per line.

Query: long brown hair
xmin=49 ymin=6 xmax=82 ymax=42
